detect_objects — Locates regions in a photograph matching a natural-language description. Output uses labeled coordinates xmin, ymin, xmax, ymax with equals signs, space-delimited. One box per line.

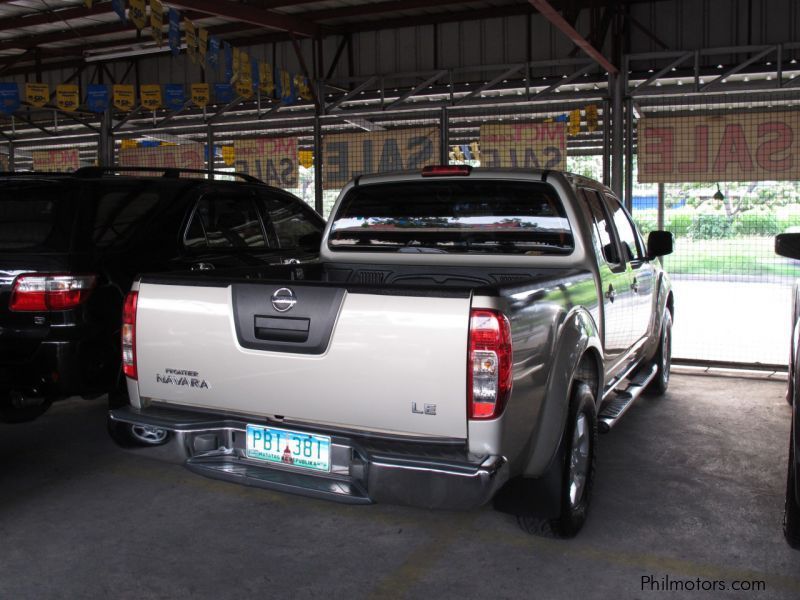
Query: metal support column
xmin=207 ymin=126 xmax=215 ymax=179
xmin=602 ymin=99 xmax=610 ymax=186
xmin=313 ymin=115 xmax=323 ymax=215
xmin=657 ymin=183 xmax=665 ymax=230
xmin=7 ymin=141 xmax=14 ymax=172
xmin=440 ymin=107 xmax=449 ymax=165
xmin=98 ymin=110 xmax=114 ymax=167
xmin=624 ymin=97 xmax=634 ymax=211
xmin=610 ymin=72 xmax=624 ymax=197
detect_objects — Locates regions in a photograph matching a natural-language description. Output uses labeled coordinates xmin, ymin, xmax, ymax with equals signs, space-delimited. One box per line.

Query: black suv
xmin=0 ymin=168 xmax=324 ymax=424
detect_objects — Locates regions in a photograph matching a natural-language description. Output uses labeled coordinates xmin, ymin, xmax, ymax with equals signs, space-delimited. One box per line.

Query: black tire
xmin=785 ymin=422 xmax=800 ymax=549
xmin=0 ymin=393 xmax=53 ymax=424
xmin=107 ymin=415 xmax=170 ymax=448
xmin=648 ymin=309 xmax=672 ymax=396
xmin=518 ymin=382 xmax=597 ymax=538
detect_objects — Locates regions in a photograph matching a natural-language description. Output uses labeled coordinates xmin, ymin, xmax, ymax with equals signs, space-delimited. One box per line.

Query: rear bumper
xmin=0 ymin=340 xmax=82 ymax=397
xmin=109 ymin=405 xmax=508 ymax=510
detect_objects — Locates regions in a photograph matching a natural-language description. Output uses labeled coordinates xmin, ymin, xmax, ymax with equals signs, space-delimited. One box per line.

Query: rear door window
xmin=605 ymin=195 xmax=646 ymax=263
xmin=259 ymin=192 xmax=323 ymax=250
xmin=184 ymin=194 xmax=267 ymax=249
xmin=577 ymin=188 xmax=621 ymax=266
xmin=329 ymin=180 xmax=573 ymax=255
xmin=0 ymin=180 xmax=75 ymax=251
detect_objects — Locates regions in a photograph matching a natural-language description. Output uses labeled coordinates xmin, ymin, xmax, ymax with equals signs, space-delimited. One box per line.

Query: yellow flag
xmin=150 ymin=0 xmax=164 ymax=47
xmin=280 ymin=70 xmax=292 ymax=102
xmin=130 ymin=0 xmax=146 ymax=30
xmin=221 ymin=146 xmax=235 ymax=166
xmin=236 ymin=51 xmax=252 ymax=98
xmin=140 ymin=84 xmax=162 ymax=111
xmin=120 ymin=139 xmax=138 ymax=150
xmin=585 ymin=104 xmax=598 ymax=133
xmin=113 ymin=85 xmax=135 ymax=111
xmin=56 ymin=85 xmax=79 ymax=112
xmin=198 ymin=28 xmax=208 ymax=65
xmin=190 ymin=83 xmax=209 ymax=107
xmin=232 ymin=47 xmax=241 ymax=82
xmin=25 ymin=83 xmax=49 ymax=108
xmin=259 ymin=62 xmax=274 ymax=96
xmin=184 ymin=19 xmax=197 ymax=64
xmin=568 ymin=109 xmax=581 ymax=136
xmin=298 ymin=150 xmax=313 ymax=169
xmin=293 ymin=75 xmax=313 ymax=102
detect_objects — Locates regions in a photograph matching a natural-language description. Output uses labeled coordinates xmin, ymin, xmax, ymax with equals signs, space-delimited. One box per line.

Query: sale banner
xmin=638 ymin=111 xmax=800 ymax=182
xmin=479 ymin=122 xmax=567 ymax=170
xmin=32 ymin=148 xmax=80 ymax=172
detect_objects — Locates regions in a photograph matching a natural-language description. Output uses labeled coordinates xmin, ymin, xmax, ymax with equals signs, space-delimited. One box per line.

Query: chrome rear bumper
xmin=109 ymin=405 xmax=508 ymax=510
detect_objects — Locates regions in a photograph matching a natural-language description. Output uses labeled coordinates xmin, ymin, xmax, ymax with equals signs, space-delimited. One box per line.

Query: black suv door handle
xmin=192 ymin=262 xmax=215 ymax=271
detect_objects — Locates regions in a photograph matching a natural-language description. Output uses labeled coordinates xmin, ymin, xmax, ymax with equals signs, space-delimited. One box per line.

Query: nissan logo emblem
xmin=271 ymin=287 xmax=297 ymax=312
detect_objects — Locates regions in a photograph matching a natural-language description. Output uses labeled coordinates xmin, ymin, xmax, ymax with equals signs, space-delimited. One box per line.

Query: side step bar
xmin=597 ymin=363 xmax=658 ymax=433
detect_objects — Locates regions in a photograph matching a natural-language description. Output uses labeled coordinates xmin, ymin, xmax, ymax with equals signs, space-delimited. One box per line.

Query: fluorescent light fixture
xmin=85 ymin=44 xmax=186 ymax=63
xmin=343 ymin=118 xmax=384 ymax=132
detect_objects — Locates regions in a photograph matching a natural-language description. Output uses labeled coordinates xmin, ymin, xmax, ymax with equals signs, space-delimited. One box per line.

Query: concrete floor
xmin=1 ymin=373 xmax=799 ymax=600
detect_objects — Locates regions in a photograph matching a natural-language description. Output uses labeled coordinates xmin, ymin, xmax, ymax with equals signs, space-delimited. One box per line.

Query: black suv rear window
xmin=328 ymin=180 xmax=573 ymax=255
xmin=0 ymin=181 xmax=74 ymax=251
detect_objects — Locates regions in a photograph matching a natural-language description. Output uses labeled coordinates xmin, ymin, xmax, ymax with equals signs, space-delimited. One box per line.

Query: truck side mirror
xmin=776 ymin=233 xmax=800 ymax=260
xmin=647 ymin=230 xmax=673 ymax=258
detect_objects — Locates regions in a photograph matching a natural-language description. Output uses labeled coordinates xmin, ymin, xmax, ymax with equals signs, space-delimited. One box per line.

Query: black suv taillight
xmin=9 ymin=273 xmax=97 ymax=312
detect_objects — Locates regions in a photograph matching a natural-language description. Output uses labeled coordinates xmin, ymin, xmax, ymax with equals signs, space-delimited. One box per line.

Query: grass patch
xmin=663 ymin=236 xmax=800 ymax=277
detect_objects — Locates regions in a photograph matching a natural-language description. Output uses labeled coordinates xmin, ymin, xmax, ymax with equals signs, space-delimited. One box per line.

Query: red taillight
xmin=122 ymin=291 xmax=138 ymax=380
xmin=9 ymin=274 xmax=97 ymax=312
xmin=421 ymin=165 xmax=472 ymax=177
xmin=468 ymin=309 xmax=512 ymax=420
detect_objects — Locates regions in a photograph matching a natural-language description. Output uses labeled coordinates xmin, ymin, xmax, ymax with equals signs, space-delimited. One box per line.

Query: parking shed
xmin=1 ymin=1 xmax=800 ymax=598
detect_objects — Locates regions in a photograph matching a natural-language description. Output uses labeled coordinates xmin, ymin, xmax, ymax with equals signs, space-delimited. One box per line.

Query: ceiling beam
xmin=528 ymin=0 xmax=618 ymax=74
xmin=0 ymin=3 xmax=113 ymax=33
xmin=167 ymin=0 xmax=318 ymax=37
xmin=0 ymin=20 xmax=253 ymax=58
xmin=301 ymin=0 xmax=470 ymax=22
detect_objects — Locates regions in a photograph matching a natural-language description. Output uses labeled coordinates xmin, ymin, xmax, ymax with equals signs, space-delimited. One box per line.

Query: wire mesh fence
xmin=632 ymin=90 xmax=800 ymax=365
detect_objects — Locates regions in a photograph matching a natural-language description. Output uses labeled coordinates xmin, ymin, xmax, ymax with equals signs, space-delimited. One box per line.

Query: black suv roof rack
xmin=73 ymin=166 xmax=262 ymax=184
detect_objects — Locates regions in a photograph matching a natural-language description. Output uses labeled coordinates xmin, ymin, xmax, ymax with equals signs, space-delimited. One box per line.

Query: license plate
xmin=245 ymin=424 xmax=331 ymax=472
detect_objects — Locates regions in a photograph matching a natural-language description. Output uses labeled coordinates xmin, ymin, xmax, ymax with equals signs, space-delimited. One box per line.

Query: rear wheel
xmin=785 ymin=422 xmax=800 ymax=549
xmin=648 ymin=310 xmax=672 ymax=395
xmin=518 ymin=381 xmax=597 ymax=538
xmin=0 ymin=393 xmax=53 ymax=424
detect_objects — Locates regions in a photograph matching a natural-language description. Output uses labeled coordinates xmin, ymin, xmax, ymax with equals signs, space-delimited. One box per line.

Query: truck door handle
xmin=192 ymin=262 xmax=215 ymax=271
xmin=631 ymin=277 xmax=639 ymax=293
xmin=605 ymin=284 xmax=615 ymax=302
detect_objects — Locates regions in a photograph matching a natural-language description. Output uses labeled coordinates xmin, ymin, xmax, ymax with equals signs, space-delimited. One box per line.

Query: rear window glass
xmin=0 ymin=182 xmax=74 ymax=251
xmin=92 ymin=188 xmax=162 ymax=248
xmin=328 ymin=180 xmax=573 ymax=255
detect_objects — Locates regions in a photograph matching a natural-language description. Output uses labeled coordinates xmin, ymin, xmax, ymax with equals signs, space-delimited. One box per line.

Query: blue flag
xmin=208 ymin=36 xmax=220 ymax=69
xmin=86 ymin=84 xmax=109 ymax=113
xmin=0 ymin=83 xmax=20 ymax=115
xmin=112 ymin=0 xmax=126 ymax=24
xmin=164 ymin=84 xmax=186 ymax=111
xmin=251 ymin=58 xmax=260 ymax=91
xmin=214 ymin=83 xmax=233 ymax=104
xmin=168 ymin=9 xmax=181 ymax=57
xmin=223 ymin=42 xmax=233 ymax=82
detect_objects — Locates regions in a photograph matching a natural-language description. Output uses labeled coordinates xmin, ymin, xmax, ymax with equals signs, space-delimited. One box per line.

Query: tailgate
xmin=135 ymin=281 xmax=472 ymax=438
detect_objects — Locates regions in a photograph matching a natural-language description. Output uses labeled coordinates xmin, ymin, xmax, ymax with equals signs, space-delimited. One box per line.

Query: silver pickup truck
xmin=110 ymin=166 xmax=674 ymax=537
